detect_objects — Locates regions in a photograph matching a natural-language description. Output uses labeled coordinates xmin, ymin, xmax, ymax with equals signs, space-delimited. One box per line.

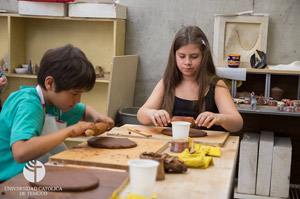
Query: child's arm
xmin=11 ymin=121 xmax=95 ymax=163
xmin=0 ymin=74 xmax=8 ymax=93
xmin=195 ymin=80 xmax=243 ymax=132
xmin=84 ymin=105 xmax=115 ymax=130
xmin=137 ymin=79 xmax=171 ymax=127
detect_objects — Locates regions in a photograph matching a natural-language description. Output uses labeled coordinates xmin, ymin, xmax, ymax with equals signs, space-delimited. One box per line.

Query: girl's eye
xmin=179 ymin=55 xmax=185 ymax=58
xmin=191 ymin=55 xmax=198 ymax=59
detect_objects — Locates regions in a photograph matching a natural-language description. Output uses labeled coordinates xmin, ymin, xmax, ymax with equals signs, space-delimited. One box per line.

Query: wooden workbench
xmin=119 ymin=136 xmax=239 ymax=199
xmin=0 ymin=129 xmax=239 ymax=199
xmin=63 ymin=127 xmax=239 ymax=198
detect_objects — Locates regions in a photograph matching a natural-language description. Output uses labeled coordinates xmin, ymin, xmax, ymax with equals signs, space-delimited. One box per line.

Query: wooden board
xmin=0 ymin=165 xmax=128 ymax=199
xmin=119 ymin=136 xmax=240 ymax=199
xmin=49 ymin=137 xmax=168 ymax=170
xmin=106 ymin=124 xmax=230 ymax=147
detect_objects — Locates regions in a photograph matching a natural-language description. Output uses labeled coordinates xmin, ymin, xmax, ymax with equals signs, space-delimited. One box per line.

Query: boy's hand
xmin=94 ymin=116 xmax=115 ymax=131
xmin=68 ymin=121 xmax=96 ymax=137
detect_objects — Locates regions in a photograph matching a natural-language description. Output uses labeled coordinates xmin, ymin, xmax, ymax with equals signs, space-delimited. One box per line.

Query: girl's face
xmin=175 ymin=44 xmax=202 ymax=78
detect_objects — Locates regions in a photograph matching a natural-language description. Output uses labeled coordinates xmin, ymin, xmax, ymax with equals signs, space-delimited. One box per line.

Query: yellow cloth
xmin=110 ymin=192 xmax=157 ymax=199
xmin=173 ymin=148 xmax=214 ymax=168
xmin=193 ymin=143 xmax=221 ymax=157
xmin=172 ymin=138 xmax=221 ymax=168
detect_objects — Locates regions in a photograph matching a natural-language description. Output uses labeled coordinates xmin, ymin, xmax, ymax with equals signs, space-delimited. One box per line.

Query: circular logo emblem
xmin=23 ymin=160 xmax=46 ymax=183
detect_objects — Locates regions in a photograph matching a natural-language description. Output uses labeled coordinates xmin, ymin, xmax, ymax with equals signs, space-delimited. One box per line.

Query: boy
xmin=0 ymin=44 xmax=114 ymax=181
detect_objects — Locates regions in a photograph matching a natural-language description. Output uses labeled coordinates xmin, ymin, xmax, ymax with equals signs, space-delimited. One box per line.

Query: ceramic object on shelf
xmin=228 ymin=54 xmax=240 ymax=68
xmin=271 ymin=87 xmax=284 ymax=101
xmin=250 ymin=49 xmax=268 ymax=69
xmin=15 ymin=68 xmax=28 ymax=74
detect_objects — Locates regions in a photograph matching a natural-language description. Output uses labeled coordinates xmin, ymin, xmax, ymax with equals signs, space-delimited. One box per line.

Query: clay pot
xmin=271 ymin=87 xmax=284 ymax=101
xmin=140 ymin=152 xmax=165 ymax=181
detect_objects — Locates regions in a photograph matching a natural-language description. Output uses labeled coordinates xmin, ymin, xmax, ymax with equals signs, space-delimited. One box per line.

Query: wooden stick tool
xmin=85 ymin=122 xmax=108 ymax=136
xmin=127 ymin=128 xmax=152 ymax=138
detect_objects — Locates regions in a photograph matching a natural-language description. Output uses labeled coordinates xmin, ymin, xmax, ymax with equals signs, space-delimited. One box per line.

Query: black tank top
xmin=172 ymin=77 xmax=226 ymax=131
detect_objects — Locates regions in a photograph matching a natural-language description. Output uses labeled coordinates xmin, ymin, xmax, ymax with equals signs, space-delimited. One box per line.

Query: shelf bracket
xmin=264 ymin=73 xmax=271 ymax=97
xmin=298 ymin=75 xmax=300 ymax=100
xmin=232 ymin=80 xmax=237 ymax=98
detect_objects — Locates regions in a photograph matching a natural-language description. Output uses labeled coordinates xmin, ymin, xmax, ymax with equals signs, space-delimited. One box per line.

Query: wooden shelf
xmin=246 ymin=67 xmax=300 ymax=75
xmin=5 ymin=73 xmax=110 ymax=83
xmin=236 ymin=105 xmax=300 ymax=117
xmin=0 ymin=14 xmax=138 ymax=120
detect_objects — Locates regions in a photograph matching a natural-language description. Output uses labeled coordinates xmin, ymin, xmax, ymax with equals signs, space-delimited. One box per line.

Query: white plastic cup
xmin=128 ymin=159 xmax=159 ymax=198
xmin=171 ymin=121 xmax=191 ymax=140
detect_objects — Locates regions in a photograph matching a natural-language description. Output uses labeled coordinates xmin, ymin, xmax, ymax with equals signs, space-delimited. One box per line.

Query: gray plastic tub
xmin=118 ymin=107 xmax=141 ymax=125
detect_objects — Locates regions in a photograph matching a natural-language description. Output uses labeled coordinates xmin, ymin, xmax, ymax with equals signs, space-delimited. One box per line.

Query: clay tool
xmin=85 ymin=122 xmax=108 ymax=136
xmin=127 ymin=128 xmax=152 ymax=138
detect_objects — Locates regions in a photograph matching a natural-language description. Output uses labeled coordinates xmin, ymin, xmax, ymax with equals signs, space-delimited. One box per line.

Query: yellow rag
xmin=188 ymin=137 xmax=221 ymax=157
xmin=110 ymin=192 xmax=157 ymax=199
xmin=193 ymin=143 xmax=221 ymax=157
xmin=172 ymin=138 xmax=221 ymax=168
xmin=173 ymin=148 xmax=214 ymax=168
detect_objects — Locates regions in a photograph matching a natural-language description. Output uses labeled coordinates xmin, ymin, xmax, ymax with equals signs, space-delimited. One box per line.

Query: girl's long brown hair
xmin=161 ymin=26 xmax=217 ymax=116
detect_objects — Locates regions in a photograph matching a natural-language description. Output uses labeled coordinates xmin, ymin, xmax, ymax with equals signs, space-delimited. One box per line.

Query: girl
xmin=137 ymin=26 xmax=243 ymax=132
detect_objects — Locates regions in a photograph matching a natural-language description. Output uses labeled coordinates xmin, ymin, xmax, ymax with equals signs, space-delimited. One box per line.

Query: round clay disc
xmin=87 ymin=137 xmax=137 ymax=149
xmin=29 ymin=170 xmax=99 ymax=192
xmin=161 ymin=128 xmax=207 ymax=137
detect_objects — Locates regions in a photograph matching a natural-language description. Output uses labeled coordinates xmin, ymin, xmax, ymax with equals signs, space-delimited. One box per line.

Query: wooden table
xmin=1 ymin=128 xmax=239 ymax=199
xmin=63 ymin=127 xmax=239 ymax=199
xmin=119 ymin=136 xmax=239 ymax=199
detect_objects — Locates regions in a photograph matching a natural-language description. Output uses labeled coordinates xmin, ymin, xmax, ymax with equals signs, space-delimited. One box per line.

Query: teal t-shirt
xmin=0 ymin=86 xmax=85 ymax=181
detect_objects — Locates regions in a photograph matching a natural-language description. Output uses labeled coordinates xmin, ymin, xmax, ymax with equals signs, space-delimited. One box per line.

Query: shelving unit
xmin=0 ymin=14 xmax=138 ymax=120
xmin=230 ymin=68 xmax=300 ymax=100
xmin=245 ymin=68 xmax=300 ymax=100
xmin=226 ymin=67 xmax=300 ymax=116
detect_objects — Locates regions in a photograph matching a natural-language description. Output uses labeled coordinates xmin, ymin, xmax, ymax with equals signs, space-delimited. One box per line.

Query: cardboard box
xmin=68 ymin=3 xmax=127 ymax=19
xmin=18 ymin=1 xmax=67 ymax=17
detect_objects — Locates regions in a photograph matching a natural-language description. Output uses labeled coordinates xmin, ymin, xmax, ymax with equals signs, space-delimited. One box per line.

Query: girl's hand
xmin=148 ymin=109 xmax=170 ymax=127
xmin=195 ymin=112 xmax=223 ymax=129
xmin=94 ymin=116 xmax=115 ymax=130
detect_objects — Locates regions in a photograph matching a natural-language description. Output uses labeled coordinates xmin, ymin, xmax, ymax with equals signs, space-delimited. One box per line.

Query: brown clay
xmin=87 ymin=137 xmax=137 ymax=149
xmin=163 ymin=153 xmax=187 ymax=173
xmin=171 ymin=116 xmax=195 ymax=127
xmin=140 ymin=152 xmax=165 ymax=181
xmin=161 ymin=128 xmax=207 ymax=137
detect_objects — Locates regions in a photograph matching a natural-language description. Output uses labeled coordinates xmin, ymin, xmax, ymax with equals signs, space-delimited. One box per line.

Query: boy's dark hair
xmin=37 ymin=44 xmax=96 ymax=92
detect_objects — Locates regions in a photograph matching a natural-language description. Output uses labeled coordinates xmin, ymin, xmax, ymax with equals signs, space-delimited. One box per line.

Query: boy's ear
xmin=44 ymin=76 xmax=56 ymax=91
